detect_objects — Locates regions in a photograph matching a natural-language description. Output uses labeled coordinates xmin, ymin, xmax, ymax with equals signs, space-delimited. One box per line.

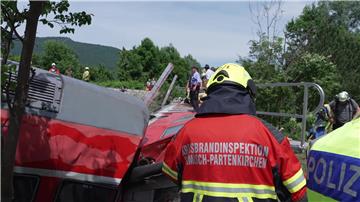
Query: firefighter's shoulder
xmin=307 ymin=118 xmax=360 ymax=202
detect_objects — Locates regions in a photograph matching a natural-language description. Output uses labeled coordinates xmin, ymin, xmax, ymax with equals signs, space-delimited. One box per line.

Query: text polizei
xmin=307 ymin=154 xmax=360 ymax=198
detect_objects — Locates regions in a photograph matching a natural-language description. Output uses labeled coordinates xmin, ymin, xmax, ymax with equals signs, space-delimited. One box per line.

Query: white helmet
xmin=85 ymin=67 xmax=89 ymax=70
xmin=337 ymin=91 xmax=350 ymax=102
xmin=52 ymin=63 xmax=56 ymax=66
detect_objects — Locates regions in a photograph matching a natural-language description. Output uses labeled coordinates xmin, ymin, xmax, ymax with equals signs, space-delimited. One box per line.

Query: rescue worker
xmin=189 ymin=66 xmax=202 ymax=112
xmin=202 ymin=64 xmax=214 ymax=88
xmin=48 ymin=63 xmax=60 ymax=75
xmin=307 ymin=118 xmax=360 ymax=201
xmin=204 ymin=64 xmax=214 ymax=80
xmin=82 ymin=67 xmax=90 ymax=82
xmin=146 ymin=79 xmax=151 ymax=91
xmin=162 ymin=63 xmax=307 ymax=202
xmin=151 ymin=78 xmax=156 ymax=89
xmin=329 ymin=91 xmax=360 ymax=130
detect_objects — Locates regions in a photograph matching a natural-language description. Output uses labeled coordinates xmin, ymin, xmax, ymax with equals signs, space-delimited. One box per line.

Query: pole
xmin=161 ymin=75 xmax=178 ymax=107
xmin=300 ymin=85 xmax=309 ymax=148
xmin=144 ymin=63 xmax=174 ymax=106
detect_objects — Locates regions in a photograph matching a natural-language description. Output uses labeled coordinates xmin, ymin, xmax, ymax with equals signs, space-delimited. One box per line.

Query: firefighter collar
xmin=196 ymin=85 xmax=256 ymax=117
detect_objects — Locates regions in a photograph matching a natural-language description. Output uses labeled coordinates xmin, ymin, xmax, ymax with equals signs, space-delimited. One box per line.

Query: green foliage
xmin=285 ymin=1 xmax=360 ymax=101
xmin=40 ymin=1 xmax=92 ymax=34
xmin=117 ymin=38 xmax=200 ymax=87
xmin=118 ymin=47 xmax=144 ymax=81
xmin=8 ymin=55 xmax=20 ymax=62
xmin=248 ymin=34 xmax=284 ymax=71
xmin=286 ymin=53 xmax=340 ymax=103
xmin=281 ymin=118 xmax=302 ymax=140
xmin=95 ymin=80 xmax=144 ymax=90
xmin=90 ymin=65 xmax=115 ymax=82
xmin=34 ymin=40 xmax=117 ymax=82
xmin=39 ymin=40 xmax=81 ymax=77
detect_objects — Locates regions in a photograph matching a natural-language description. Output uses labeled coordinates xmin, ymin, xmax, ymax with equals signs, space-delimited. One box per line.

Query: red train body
xmin=2 ymin=67 xmax=150 ymax=202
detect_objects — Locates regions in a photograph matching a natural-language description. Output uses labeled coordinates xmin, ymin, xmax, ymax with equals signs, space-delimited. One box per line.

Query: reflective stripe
xmin=237 ymin=197 xmax=253 ymax=202
xmin=286 ymin=174 xmax=306 ymax=193
xmin=183 ymin=180 xmax=275 ymax=189
xmin=162 ymin=162 xmax=178 ymax=180
xmin=182 ymin=180 xmax=277 ymax=199
xmin=192 ymin=193 xmax=203 ymax=202
xmin=14 ymin=166 xmax=121 ymax=185
xmin=199 ymin=194 xmax=204 ymax=202
xmin=283 ymin=169 xmax=306 ymax=193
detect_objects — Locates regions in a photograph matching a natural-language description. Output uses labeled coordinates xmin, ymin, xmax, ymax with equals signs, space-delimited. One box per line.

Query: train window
xmin=13 ymin=174 xmax=40 ymax=202
xmin=55 ymin=180 xmax=117 ymax=202
xmin=161 ymin=124 xmax=184 ymax=138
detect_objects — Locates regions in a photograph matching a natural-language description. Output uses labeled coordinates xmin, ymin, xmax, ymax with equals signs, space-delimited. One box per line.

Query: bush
xmin=95 ymin=80 xmax=145 ymax=90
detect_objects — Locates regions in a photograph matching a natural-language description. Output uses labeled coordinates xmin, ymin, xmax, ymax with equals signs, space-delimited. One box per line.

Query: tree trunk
xmin=1 ymin=2 xmax=44 ymax=201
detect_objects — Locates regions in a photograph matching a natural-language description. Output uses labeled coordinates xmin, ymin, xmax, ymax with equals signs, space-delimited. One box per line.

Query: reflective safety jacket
xmin=307 ymin=118 xmax=360 ymax=202
xmin=162 ymin=114 xmax=307 ymax=202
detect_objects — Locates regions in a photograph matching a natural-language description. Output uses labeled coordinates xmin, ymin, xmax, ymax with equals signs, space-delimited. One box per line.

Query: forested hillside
xmin=8 ymin=37 xmax=200 ymax=92
xmin=10 ymin=37 xmax=119 ymax=69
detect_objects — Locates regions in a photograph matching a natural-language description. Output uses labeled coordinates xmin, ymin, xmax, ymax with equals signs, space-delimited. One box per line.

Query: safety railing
xmin=256 ymin=82 xmax=325 ymax=148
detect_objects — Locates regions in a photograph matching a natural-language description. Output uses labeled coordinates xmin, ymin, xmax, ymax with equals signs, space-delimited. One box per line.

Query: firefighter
xmin=329 ymin=91 xmax=360 ymax=130
xmin=162 ymin=63 xmax=307 ymax=202
xmin=82 ymin=66 xmax=90 ymax=82
xmin=48 ymin=63 xmax=60 ymax=75
xmin=307 ymin=118 xmax=360 ymax=201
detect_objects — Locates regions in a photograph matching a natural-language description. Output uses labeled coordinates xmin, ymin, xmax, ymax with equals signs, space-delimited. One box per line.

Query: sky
xmin=21 ymin=1 xmax=314 ymax=67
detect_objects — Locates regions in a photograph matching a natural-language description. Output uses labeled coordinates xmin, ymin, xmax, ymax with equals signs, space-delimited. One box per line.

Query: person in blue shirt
xmin=189 ymin=66 xmax=202 ymax=112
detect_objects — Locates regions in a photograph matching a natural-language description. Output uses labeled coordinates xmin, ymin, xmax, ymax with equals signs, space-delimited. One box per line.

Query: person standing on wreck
xmin=189 ymin=66 xmax=202 ymax=112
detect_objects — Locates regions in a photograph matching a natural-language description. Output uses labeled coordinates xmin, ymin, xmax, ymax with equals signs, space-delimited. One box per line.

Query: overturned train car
xmin=1 ymin=68 xmax=151 ymax=202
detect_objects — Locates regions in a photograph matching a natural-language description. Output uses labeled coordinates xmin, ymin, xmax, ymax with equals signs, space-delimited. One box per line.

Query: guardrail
xmin=256 ymin=82 xmax=325 ymax=148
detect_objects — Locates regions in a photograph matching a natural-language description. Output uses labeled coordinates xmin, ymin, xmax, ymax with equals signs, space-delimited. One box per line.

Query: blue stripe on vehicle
xmin=307 ymin=150 xmax=360 ymax=201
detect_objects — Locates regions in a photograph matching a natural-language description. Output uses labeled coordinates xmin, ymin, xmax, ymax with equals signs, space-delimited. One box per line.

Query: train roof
xmin=2 ymin=65 xmax=149 ymax=136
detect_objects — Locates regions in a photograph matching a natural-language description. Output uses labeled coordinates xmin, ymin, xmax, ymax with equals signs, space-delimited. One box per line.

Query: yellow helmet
xmin=206 ymin=63 xmax=256 ymax=97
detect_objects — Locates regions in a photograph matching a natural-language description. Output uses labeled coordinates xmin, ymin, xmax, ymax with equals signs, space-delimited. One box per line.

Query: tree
xmin=244 ymin=0 xmax=285 ymax=79
xmin=285 ymin=1 xmax=360 ymax=100
xmin=117 ymin=38 xmax=200 ymax=86
xmin=249 ymin=1 xmax=283 ymax=43
xmin=136 ymin=38 xmax=161 ymax=77
xmin=286 ymin=53 xmax=340 ymax=109
xmin=40 ymin=40 xmax=81 ymax=76
xmin=1 ymin=1 xmax=91 ymax=201
xmin=91 ymin=65 xmax=115 ymax=82
xmin=159 ymin=44 xmax=187 ymax=85
xmin=238 ymin=1 xmax=348 ymax=137
xmin=117 ymin=48 xmax=144 ymax=81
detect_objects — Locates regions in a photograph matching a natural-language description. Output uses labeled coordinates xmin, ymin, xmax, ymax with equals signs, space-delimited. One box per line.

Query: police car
xmin=307 ymin=118 xmax=360 ymax=201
